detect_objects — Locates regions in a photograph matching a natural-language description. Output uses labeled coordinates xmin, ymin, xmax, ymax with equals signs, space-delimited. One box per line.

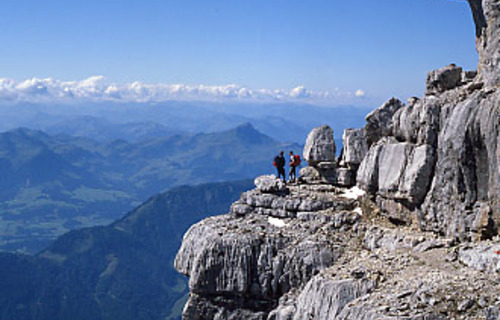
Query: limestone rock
xmin=175 ymin=213 xmax=354 ymax=319
xmin=365 ymin=97 xmax=404 ymax=146
xmin=336 ymin=168 xmax=355 ymax=187
xmin=425 ymin=64 xmax=463 ymax=95
xmin=291 ymin=277 xmax=375 ymax=320
xmin=357 ymin=139 xmax=436 ymax=223
xmin=341 ymin=128 xmax=368 ymax=167
xmin=298 ymin=164 xmax=337 ymax=185
xmin=392 ymin=97 xmax=441 ymax=146
xmin=458 ymin=242 xmax=500 ymax=273
xmin=469 ymin=0 xmax=500 ymax=87
xmin=303 ymin=125 xmax=336 ymax=165
xmin=231 ymin=186 xmax=356 ymax=218
xmin=255 ymin=175 xmax=288 ymax=194
xmin=357 ymin=140 xmax=435 ymax=204
xmin=420 ymin=91 xmax=500 ymax=240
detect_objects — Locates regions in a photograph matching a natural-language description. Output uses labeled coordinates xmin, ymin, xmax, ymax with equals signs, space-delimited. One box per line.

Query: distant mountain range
xmin=0 ymin=101 xmax=371 ymax=144
xmin=45 ymin=116 xmax=181 ymax=142
xmin=0 ymin=124 xmax=299 ymax=252
xmin=0 ymin=180 xmax=254 ymax=320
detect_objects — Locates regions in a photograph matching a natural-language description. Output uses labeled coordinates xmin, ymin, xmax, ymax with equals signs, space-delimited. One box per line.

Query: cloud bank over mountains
xmin=0 ymin=76 xmax=367 ymax=106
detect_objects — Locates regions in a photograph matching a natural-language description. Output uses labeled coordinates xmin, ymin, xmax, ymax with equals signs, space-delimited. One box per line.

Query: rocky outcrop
xmin=340 ymin=128 xmax=367 ymax=169
xmin=303 ymin=125 xmax=336 ymax=165
xmin=364 ymin=97 xmax=404 ymax=146
xmin=255 ymin=175 xmax=288 ymax=194
xmin=176 ymin=182 xmax=362 ymax=319
xmin=426 ymin=64 xmax=463 ymax=95
xmin=470 ymin=0 xmax=500 ymax=87
xmin=175 ymin=2 xmax=500 ymax=319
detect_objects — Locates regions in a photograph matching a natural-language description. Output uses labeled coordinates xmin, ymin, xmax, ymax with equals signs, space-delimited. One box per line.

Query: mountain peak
xmin=231 ymin=122 xmax=273 ymax=144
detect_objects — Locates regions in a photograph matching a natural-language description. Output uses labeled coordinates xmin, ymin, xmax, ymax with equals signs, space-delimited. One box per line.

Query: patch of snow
xmin=340 ymin=186 xmax=366 ymax=199
xmin=268 ymin=217 xmax=287 ymax=228
xmin=352 ymin=207 xmax=363 ymax=215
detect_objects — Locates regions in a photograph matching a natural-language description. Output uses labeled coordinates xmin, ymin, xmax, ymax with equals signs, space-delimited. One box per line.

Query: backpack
xmin=294 ymin=154 xmax=301 ymax=166
xmin=273 ymin=156 xmax=279 ymax=167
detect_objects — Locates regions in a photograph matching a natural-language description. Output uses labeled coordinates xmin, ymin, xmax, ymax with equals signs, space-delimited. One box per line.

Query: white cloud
xmin=0 ymin=76 xmax=369 ymax=106
xmin=355 ymin=89 xmax=365 ymax=97
xmin=289 ymin=86 xmax=309 ymax=98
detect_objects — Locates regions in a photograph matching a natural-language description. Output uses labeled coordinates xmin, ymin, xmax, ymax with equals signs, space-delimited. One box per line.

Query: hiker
xmin=273 ymin=151 xmax=286 ymax=182
xmin=288 ymin=151 xmax=301 ymax=183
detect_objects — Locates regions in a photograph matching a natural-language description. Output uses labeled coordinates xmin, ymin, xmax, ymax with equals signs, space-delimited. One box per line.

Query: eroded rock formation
xmin=175 ymin=2 xmax=500 ymax=319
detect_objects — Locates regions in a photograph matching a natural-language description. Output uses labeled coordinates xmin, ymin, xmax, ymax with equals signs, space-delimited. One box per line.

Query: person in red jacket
xmin=289 ymin=151 xmax=297 ymax=183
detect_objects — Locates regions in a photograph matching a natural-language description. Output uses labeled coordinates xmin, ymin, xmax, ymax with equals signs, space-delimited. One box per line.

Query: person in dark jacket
xmin=274 ymin=151 xmax=286 ymax=182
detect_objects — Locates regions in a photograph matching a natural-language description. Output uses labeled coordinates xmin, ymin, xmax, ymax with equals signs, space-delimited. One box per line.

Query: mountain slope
xmin=0 ymin=125 xmax=298 ymax=252
xmin=0 ymin=179 xmax=254 ymax=320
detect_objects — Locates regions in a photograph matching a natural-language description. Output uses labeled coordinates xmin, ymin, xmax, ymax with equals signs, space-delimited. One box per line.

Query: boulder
xmin=303 ymin=125 xmax=336 ymax=165
xmin=365 ymin=98 xmax=404 ymax=146
xmin=336 ymin=168 xmax=355 ymax=187
xmin=255 ymin=175 xmax=287 ymax=194
xmin=298 ymin=164 xmax=337 ymax=185
xmin=341 ymin=128 xmax=368 ymax=167
xmin=425 ymin=64 xmax=463 ymax=95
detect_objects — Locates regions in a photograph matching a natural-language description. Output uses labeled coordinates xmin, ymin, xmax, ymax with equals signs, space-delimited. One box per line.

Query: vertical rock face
xmin=303 ymin=125 xmax=336 ymax=165
xmin=470 ymin=0 xmax=500 ymax=87
xmin=357 ymin=82 xmax=499 ymax=238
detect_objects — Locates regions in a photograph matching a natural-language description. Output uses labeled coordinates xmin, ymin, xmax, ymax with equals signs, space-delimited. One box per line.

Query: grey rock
xmin=398 ymin=144 xmax=436 ymax=203
xmin=298 ymin=164 xmax=337 ymax=185
xmin=485 ymin=307 xmax=500 ymax=320
xmin=420 ymin=91 xmax=500 ymax=240
xmin=425 ymin=64 xmax=463 ymax=95
xmin=342 ymin=128 xmax=368 ymax=167
xmin=365 ymin=97 xmax=404 ymax=146
xmin=182 ymin=293 xmax=268 ymax=320
xmin=231 ymin=187 xmax=356 ymax=219
xmin=175 ymin=214 xmax=344 ymax=298
xmin=457 ymin=299 xmax=474 ymax=312
xmin=458 ymin=242 xmax=500 ymax=273
xmin=303 ymin=125 xmax=336 ymax=165
xmin=255 ymin=175 xmax=288 ymax=194
xmin=392 ymin=97 xmax=441 ymax=146
xmin=291 ymin=277 xmax=375 ymax=320
xmin=470 ymin=0 xmax=500 ymax=87
xmin=462 ymin=70 xmax=478 ymax=82
xmin=357 ymin=139 xmax=436 ymax=222
xmin=356 ymin=138 xmax=387 ymax=194
xmin=336 ymin=168 xmax=355 ymax=187
xmin=377 ymin=142 xmax=414 ymax=196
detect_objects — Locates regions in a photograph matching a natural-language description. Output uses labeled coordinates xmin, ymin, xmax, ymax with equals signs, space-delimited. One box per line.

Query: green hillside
xmin=0 ymin=179 xmax=253 ymax=320
xmin=0 ymin=125 xmax=299 ymax=252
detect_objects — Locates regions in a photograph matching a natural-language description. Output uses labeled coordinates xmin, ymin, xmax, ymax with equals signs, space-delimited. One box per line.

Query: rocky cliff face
xmin=175 ymin=3 xmax=500 ymax=320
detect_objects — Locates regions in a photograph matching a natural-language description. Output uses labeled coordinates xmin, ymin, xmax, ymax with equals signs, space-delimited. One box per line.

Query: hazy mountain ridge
xmin=0 ymin=124 xmax=299 ymax=253
xmin=0 ymin=101 xmax=370 ymax=144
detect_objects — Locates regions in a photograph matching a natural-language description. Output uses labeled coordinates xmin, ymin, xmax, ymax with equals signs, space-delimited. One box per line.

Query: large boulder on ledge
xmin=303 ymin=125 xmax=336 ymax=166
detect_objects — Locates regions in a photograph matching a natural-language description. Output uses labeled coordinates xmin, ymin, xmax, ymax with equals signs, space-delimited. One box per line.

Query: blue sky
xmin=0 ymin=0 xmax=478 ymax=106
